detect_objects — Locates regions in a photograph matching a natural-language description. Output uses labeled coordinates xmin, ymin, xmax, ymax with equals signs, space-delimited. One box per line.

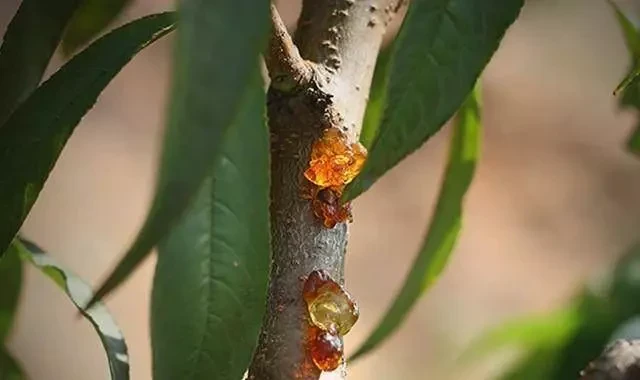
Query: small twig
xmin=265 ymin=3 xmax=312 ymax=91
xmin=580 ymin=340 xmax=640 ymax=380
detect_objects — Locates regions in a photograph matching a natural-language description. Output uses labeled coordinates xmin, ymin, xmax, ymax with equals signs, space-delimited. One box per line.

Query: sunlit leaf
xmin=0 ymin=13 xmax=176 ymax=258
xmin=62 ymin=0 xmax=133 ymax=55
xmin=151 ymin=72 xmax=269 ymax=380
xmin=0 ymin=0 xmax=81 ymax=125
xmin=343 ymin=0 xmax=523 ymax=201
xmin=360 ymin=46 xmax=392 ymax=149
xmin=350 ymin=89 xmax=481 ymax=360
xmin=88 ymin=0 xmax=270 ymax=307
xmin=12 ymin=239 xmax=129 ymax=379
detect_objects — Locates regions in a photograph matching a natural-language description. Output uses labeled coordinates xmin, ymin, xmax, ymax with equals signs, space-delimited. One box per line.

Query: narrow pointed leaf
xmin=0 ymin=0 xmax=81 ymax=125
xmin=0 ymin=246 xmax=22 ymax=340
xmin=11 ymin=239 xmax=129 ymax=380
xmin=62 ymin=0 xmax=132 ymax=55
xmin=351 ymin=90 xmax=481 ymax=361
xmin=152 ymin=72 xmax=269 ymax=380
xmin=608 ymin=0 xmax=640 ymax=96
xmin=89 ymin=0 xmax=269 ymax=307
xmin=0 ymin=347 xmax=24 ymax=380
xmin=343 ymin=0 xmax=523 ymax=201
xmin=0 ymin=13 xmax=176 ymax=258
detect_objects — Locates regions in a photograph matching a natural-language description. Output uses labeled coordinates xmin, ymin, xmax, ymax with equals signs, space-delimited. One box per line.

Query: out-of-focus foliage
xmin=352 ymin=88 xmax=482 ymax=361
xmin=62 ymin=0 xmax=132 ymax=55
xmin=609 ymin=0 xmax=640 ymax=155
xmin=0 ymin=13 xmax=176 ymax=259
xmin=89 ymin=0 xmax=270 ymax=308
xmin=466 ymin=243 xmax=640 ymax=379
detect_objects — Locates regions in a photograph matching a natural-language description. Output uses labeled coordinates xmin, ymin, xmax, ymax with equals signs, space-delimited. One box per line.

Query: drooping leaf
xmin=12 ymin=239 xmax=129 ymax=380
xmin=0 ymin=0 xmax=81 ymax=125
xmin=360 ymin=45 xmax=392 ymax=150
xmin=0 ymin=347 xmax=24 ymax=380
xmin=88 ymin=0 xmax=270 ymax=307
xmin=0 ymin=246 xmax=22 ymax=341
xmin=62 ymin=0 xmax=133 ymax=55
xmin=0 ymin=13 xmax=176 ymax=258
xmin=351 ymin=89 xmax=481 ymax=361
xmin=151 ymin=72 xmax=269 ymax=380
xmin=343 ymin=0 xmax=523 ymax=201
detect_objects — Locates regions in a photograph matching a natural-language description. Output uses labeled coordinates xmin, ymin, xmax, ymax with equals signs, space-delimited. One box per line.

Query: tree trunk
xmin=248 ymin=1 xmax=404 ymax=379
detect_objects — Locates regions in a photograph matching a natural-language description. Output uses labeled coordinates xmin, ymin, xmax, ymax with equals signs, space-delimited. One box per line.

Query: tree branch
xmin=265 ymin=4 xmax=312 ymax=91
xmin=580 ymin=340 xmax=640 ymax=380
xmin=249 ymin=1 xmax=405 ymax=379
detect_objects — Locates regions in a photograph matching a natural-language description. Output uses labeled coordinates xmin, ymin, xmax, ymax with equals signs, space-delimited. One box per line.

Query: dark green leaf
xmin=0 ymin=347 xmax=24 ymax=380
xmin=62 ymin=0 xmax=132 ymax=55
xmin=627 ymin=124 xmax=640 ymax=155
xmin=0 ymin=247 xmax=22 ymax=340
xmin=0 ymin=13 xmax=176 ymax=258
xmin=360 ymin=46 xmax=392 ymax=150
xmin=343 ymin=0 xmax=523 ymax=201
xmin=88 ymin=0 xmax=269 ymax=307
xmin=0 ymin=0 xmax=81 ymax=125
xmin=13 ymin=239 xmax=129 ymax=380
xmin=350 ymin=90 xmax=481 ymax=361
xmin=151 ymin=72 xmax=269 ymax=380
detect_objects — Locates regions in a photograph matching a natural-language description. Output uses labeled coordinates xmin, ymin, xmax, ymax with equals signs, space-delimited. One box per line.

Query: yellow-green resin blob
xmin=308 ymin=290 xmax=359 ymax=336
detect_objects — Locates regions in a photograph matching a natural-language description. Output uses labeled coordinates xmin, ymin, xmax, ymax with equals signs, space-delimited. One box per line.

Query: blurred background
xmin=3 ymin=0 xmax=640 ymax=378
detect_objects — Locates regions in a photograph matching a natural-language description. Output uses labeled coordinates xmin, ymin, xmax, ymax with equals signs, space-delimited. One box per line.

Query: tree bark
xmin=248 ymin=1 xmax=404 ymax=379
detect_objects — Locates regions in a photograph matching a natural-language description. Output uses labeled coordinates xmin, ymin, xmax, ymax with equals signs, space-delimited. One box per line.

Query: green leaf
xmin=88 ymin=0 xmax=270 ymax=307
xmin=607 ymin=0 xmax=640 ymax=97
xmin=0 ymin=0 xmax=81 ymax=125
xmin=151 ymin=72 xmax=269 ymax=380
xmin=627 ymin=125 xmax=640 ymax=155
xmin=458 ymin=307 xmax=581 ymax=365
xmin=0 ymin=13 xmax=176 ymax=258
xmin=343 ymin=0 xmax=523 ymax=201
xmin=360 ymin=46 xmax=392 ymax=150
xmin=350 ymin=90 xmax=482 ymax=361
xmin=0 ymin=247 xmax=22 ymax=341
xmin=62 ymin=0 xmax=132 ymax=55
xmin=0 ymin=347 xmax=24 ymax=380
xmin=12 ymin=239 xmax=129 ymax=380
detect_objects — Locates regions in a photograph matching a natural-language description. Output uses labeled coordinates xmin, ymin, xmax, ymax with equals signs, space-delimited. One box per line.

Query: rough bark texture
xmin=248 ymin=1 xmax=403 ymax=379
xmin=580 ymin=340 xmax=640 ymax=380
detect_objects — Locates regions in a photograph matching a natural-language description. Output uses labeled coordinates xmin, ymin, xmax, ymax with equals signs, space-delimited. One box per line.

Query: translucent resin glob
xmin=303 ymin=270 xmax=359 ymax=372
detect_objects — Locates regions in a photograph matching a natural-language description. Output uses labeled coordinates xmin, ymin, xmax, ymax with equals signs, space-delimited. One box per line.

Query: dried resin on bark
xmin=311 ymin=188 xmax=352 ymax=228
xmin=307 ymin=326 xmax=343 ymax=372
xmin=304 ymin=128 xmax=367 ymax=190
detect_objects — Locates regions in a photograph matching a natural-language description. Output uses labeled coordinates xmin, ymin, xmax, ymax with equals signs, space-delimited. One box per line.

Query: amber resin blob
xmin=303 ymin=270 xmax=359 ymax=372
xmin=304 ymin=128 xmax=367 ymax=190
xmin=303 ymin=128 xmax=366 ymax=228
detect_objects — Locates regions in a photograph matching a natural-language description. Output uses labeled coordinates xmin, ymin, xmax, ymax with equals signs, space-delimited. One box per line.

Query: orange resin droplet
xmin=311 ymin=188 xmax=352 ymax=228
xmin=304 ymin=128 xmax=367 ymax=190
xmin=308 ymin=326 xmax=343 ymax=372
